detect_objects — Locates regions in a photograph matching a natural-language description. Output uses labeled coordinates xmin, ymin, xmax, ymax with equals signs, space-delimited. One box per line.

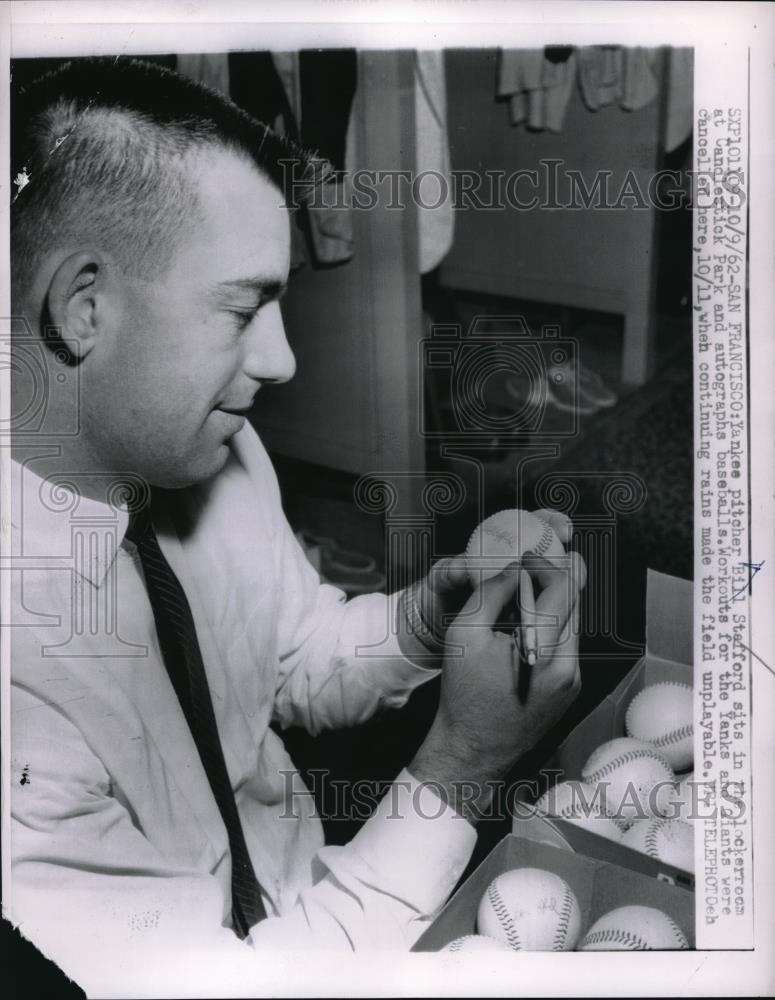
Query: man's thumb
xmin=448 ymin=561 xmax=520 ymax=643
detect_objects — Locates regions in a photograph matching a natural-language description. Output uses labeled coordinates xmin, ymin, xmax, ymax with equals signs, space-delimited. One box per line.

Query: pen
xmin=519 ymin=567 xmax=538 ymax=666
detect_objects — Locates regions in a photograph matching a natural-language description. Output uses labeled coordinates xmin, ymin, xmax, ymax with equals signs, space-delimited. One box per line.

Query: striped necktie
xmin=127 ymin=503 xmax=267 ymax=938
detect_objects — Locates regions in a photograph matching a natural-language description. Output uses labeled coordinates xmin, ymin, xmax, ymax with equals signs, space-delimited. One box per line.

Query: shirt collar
xmin=10 ymin=457 xmax=132 ymax=588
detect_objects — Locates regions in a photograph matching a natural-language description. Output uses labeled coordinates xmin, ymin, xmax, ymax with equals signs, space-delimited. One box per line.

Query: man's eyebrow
xmin=209 ymin=277 xmax=288 ymax=300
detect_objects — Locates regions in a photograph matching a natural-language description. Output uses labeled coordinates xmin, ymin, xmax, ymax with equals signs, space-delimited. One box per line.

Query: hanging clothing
xmin=498 ymin=49 xmax=544 ymax=125
xmin=499 ymin=45 xmax=691 ymax=149
xmin=176 ymin=53 xmax=230 ymax=98
xmin=576 ymin=46 xmax=660 ymax=115
xmin=229 ymin=51 xmax=299 ymax=136
xmin=268 ymin=49 xmax=357 ymax=267
xmin=497 ymin=49 xmax=577 ymax=133
xmin=620 ymin=47 xmax=660 ymax=112
xmin=270 ymin=50 xmax=302 ymax=136
xmin=414 ymin=50 xmax=455 ymax=274
xmin=299 ymin=50 xmax=357 ymax=175
xmin=540 ymin=51 xmax=577 ymax=132
xmin=577 ymin=46 xmax=624 ymax=111
xmin=300 ymin=49 xmax=357 ymax=266
xmin=665 ymin=47 xmax=694 ymax=152
xmin=228 ymin=51 xmax=307 ymax=270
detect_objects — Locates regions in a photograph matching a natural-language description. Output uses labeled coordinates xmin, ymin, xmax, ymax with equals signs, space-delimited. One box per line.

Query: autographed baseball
xmin=625 ymin=682 xmax=693 ymax=771
xmin=532 ymin=781 xmax=625 ymax=843
xmin=464 ymin=509 xmax=565 ymax=585
xmin=578 ymin=905 xmax=689 ymax=951
xmin=581 ymin=738 xmax=675 ymax=825
xmin=442 ymin=935 xmax=513 ymax=953
xmin=477 ymin=867 xmax=582 ymax=951
xmin=620 ymin=817 xmax=694 ymax=873
xmin=654 ymin=771 xmax=699 ymax=820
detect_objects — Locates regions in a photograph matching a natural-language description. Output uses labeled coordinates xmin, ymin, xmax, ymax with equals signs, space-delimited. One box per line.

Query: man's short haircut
xmin=11 ymin=57 xmax=328 ymax=297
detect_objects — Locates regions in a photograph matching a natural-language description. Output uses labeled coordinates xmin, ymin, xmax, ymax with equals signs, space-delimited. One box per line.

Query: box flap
xmin=646 ymin=569 xmax=692 ymax=665
xmin=544 ymin=819 xmax=695 ymax=889
xmin=509 ymin=808 xmax=578 ymax=851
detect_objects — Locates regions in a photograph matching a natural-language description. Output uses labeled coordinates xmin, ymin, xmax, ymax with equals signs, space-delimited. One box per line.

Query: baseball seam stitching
xmin=583 ymin=749 xmax=672 ymax=784
xmin=555 ymin=807 xmax=619 ymax=831
xmin=582 ymin=928 xmax=652 ymax=950
xmin=532 ymin=519 xmax=553 ymax=557
xmin=556 ymin=805 xmax=601 ymax=820
xmin=652 ymin=724 xmax=693 ymax=748
xmin=537 ymin=787 xmax=615 ymax=825
xmin=665 ymin=917 xmax=688 ymax=947
xmin=552 ymin=886 xmax=575 ymax=950
xmin=465 ymin=512 xmax=556 ymax=564
xmin=488 ymin=882 xmax=521 ymax=950
xmin=644 ymin=818 xmax=666 ymax=858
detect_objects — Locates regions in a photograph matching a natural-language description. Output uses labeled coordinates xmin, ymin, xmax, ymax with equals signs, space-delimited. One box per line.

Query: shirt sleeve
xmin=233 ymin=426 xmax=440 ymax=735
xmin=11 ymin=689 xmax=475 ymax=993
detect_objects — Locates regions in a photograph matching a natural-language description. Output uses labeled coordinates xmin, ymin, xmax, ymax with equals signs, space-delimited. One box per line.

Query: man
xmin=7 ymin=58 xmax=585 ymax=989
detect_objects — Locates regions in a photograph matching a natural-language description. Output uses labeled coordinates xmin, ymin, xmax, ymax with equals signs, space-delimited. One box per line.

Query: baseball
xmin=477 ymin=867 xmax=582 ymax=951
xmin=625 ymin=682 xmax=693 ymax=771
xmin=464 ymin=509 xmax=565 ymax=585
xmin=581 ymin=737 xmax=675 ymax=825
xmin=442 ymin=935 xmax=513 ymax=953
xmin=620 ymin=817 xmax=694 ymax=873
xmin=578 ymin=905 xmax=689 ymax=950
xmin=533 ymin=781 xmax=625 ymax=843
xmin=654 ymin=771 xmax=699 ymax=820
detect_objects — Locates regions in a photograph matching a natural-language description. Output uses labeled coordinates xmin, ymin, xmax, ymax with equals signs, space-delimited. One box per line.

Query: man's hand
xmin=409 ymin=548 xmax=585 ymax=822
xmin=414 ymin=508 xmax=574 ymax=651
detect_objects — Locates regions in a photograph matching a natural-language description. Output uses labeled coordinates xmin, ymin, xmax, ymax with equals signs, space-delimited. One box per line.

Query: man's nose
xmin=243 ymin=301 xmax=296 ymax=384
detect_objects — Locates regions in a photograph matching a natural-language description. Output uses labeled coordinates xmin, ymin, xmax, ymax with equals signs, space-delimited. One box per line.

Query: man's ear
xmin=45 ymin=251 xmax=103 ymax=360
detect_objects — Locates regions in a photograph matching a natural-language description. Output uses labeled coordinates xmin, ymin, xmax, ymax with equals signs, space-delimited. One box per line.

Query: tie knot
xmin=126 ymin=503 xmax=153 ymax=545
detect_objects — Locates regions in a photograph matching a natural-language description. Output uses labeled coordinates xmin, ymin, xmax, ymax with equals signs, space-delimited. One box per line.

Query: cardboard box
xmin=513 ymin=569 xmax=694 ymax=885
xmin=511 ymin=808 xmax=695 ymax=891
xmin=547 ymin=569 xmax=693 ymax=775
xmin=413 ymin=834 xmax=695 ymax=952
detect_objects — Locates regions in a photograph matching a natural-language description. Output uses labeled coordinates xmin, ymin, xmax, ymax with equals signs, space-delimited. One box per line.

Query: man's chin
xmin=148 ymin=442 xmax=232 ymax=491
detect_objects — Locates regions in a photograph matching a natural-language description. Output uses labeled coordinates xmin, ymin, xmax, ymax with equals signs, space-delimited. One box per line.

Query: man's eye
xmin=229 ymin=309 xmax=258 ymax=330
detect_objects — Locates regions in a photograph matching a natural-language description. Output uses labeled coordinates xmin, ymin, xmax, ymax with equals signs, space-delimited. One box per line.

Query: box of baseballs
xmin=412 ymin=834 xmax=694 ymax=953
xmin=512 ymin=569 xmax=696 ymax=888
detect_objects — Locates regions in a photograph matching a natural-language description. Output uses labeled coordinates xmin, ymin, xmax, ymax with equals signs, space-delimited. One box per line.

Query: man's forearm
xmin=408 ymin=724 xmax=500 ymax=827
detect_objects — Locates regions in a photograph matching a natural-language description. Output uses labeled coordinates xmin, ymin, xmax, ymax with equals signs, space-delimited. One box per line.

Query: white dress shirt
xmin=8 ymin=424 xmax=475 ymax=992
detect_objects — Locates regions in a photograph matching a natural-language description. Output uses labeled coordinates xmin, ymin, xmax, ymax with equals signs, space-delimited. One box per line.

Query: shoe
xmin=545 ymin=363 xmax=600 ymax=414
xmin=577 ymin=364 xmax=618 ymax=408
xmin=544 ymin=360 xmax=618 ymax=413
xmin=506 ymin=370 xmax=599 ymax=416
